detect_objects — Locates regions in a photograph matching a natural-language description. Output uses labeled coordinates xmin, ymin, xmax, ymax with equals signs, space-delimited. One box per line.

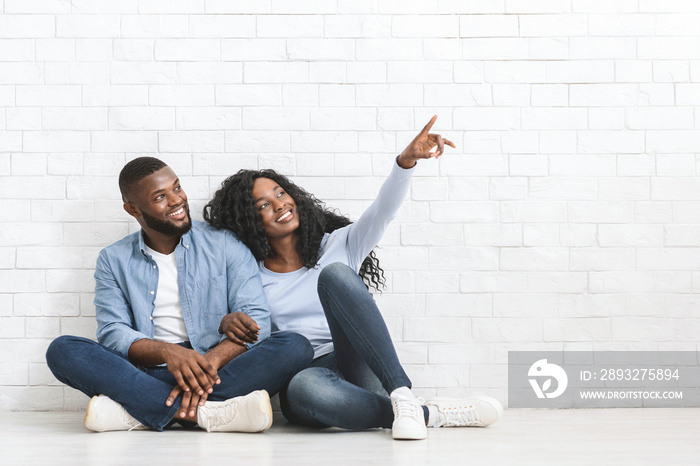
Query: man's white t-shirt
xmin=144 ymin=244 xmax=189 ymax=343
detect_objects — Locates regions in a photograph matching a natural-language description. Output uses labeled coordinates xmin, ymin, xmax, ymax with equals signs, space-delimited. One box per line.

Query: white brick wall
xmin=1 ymin=2 xmax=700 ymax=411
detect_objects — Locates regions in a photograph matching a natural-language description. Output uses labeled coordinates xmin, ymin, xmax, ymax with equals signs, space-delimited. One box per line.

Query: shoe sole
xmin=258 ymin=390 xmax=273 ymax=432
xmin=393 ymin=431 xmax=427 ymax=440
xmin=84 ymin=395 xmax=101 ymax=432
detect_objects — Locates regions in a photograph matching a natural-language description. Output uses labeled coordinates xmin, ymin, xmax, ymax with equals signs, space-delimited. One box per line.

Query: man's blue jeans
xmin=46 ymin=331 xmax=312 ymax=431
xmin=279 ymin=262 xmax=427 ymax=430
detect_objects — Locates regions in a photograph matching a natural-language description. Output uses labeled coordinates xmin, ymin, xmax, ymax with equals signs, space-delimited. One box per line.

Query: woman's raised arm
xmin=345 ymin=116 xmax=456 ymax=270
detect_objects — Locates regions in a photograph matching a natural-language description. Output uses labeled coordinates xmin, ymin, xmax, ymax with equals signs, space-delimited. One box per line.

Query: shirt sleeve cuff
xmin=395 ymin=155 xmax=418 ymax=171
xmin=394 ymin=155 xmax=417 ymax=178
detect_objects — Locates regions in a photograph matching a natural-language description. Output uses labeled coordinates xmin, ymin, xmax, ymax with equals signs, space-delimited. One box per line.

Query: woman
xmin=204 ymin=116 xmax=502 ymax=440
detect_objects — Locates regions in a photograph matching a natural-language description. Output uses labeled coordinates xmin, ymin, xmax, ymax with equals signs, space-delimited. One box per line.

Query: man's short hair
xmin=119 ymin=157 xmax=167 ymax=201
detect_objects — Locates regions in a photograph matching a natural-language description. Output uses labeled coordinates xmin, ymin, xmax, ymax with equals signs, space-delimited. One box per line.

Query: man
xmin=46 ymin=157 xmax=313 ymax=432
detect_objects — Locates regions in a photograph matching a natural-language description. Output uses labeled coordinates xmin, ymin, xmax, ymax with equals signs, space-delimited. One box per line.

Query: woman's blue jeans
xmin=279 ymin=262 xmax=426 ymax=430
xmin=46 ymin=331 xmax=312 ymax=431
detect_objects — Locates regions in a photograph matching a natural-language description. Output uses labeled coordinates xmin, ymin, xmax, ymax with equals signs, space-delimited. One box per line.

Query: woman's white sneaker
xmin=390 ymin=393 xmax=427 ymax=440
xmin=426 ymin=396 xmax=503 ymax=427
xmin=197 ymin=390 xmax=273 ymax=433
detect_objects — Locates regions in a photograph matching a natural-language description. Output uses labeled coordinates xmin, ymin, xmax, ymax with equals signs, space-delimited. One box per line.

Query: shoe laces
xmin=393 ymin=397 xmax=422 ymax=419
xmin=436 ymin=404 xmax=479 ymax=427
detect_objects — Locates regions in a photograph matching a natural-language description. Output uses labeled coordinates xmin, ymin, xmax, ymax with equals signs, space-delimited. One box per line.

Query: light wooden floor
xmin=3 ymin=409 xmax=699 ymax=465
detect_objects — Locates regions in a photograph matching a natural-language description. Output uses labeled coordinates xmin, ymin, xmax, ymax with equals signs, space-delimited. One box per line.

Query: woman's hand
xmin=219 ymin=311 xmax=260 ymax=346
xmin=397 ymin=115 xmax=456 ymax=169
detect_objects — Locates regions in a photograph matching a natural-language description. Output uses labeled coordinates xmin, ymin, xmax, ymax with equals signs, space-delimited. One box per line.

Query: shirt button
xmin=150 ymin=291 xmax=155 ymax=295
xmin=149 ymin=316 xmax=153 ymax=321
xmin=153 ymin=265 xmax=156 ymax=269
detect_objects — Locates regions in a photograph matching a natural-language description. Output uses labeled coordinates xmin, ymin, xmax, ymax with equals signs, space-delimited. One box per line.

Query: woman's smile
xmin=276 ymin=209 xmax=294 ymax=223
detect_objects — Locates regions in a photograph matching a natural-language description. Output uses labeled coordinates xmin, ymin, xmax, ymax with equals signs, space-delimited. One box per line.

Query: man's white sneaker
xmin=197 ymin=390 xmax=273 ymax=433
xmin=426 ymin=396 xmax=503 ymax=427
xmin=84 ymin=395 xmax=147 ymax=432
xmin=391 ymin=393 xmax=427 ymax=440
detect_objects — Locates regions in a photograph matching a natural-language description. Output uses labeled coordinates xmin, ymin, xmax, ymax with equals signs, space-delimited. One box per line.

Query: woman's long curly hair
xmin=204 ymin=169 xmax=385 ymax=292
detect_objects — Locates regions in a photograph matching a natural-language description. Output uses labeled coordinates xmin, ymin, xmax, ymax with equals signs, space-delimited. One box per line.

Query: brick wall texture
xmin=2 ymin=0 xmax=700 ymax=410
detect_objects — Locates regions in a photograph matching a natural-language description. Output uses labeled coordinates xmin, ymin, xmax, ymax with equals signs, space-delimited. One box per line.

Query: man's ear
xmin=123 ymin=202 xmax=141 ymax=219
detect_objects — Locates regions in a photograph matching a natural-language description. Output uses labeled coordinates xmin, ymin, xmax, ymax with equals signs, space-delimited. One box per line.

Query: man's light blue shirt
xmin=94 ymin=221 xmax=270 ymax=358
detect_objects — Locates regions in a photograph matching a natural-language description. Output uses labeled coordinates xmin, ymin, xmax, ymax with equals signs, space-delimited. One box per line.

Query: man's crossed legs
xmin=46 ymin=332 xmax=312 ymax=432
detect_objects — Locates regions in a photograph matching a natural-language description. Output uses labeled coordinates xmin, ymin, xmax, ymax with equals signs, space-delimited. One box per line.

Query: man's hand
xmin=166 ymin=385 xmax=206 ymax=420
xmin=161 ymin=344 xmax=221 ymax=398
xmin=162 ymin=345 xmax=220 ymax=420
xmin=165 ymin=339 xmax=248 ymax=419
xmin=397 ymin=115 xmax=456 ymax=169
xmin=163 ymin=340 xmax=247 ymax=420
xmin=219 ymin=312 xmax=260 ymax=346
xmin=129 ymin=339 xmax=221 ymax=421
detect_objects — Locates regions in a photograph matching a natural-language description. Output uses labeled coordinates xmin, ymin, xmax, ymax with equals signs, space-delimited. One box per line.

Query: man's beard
xmin=141 ymin=205 xmax=192 ymax=237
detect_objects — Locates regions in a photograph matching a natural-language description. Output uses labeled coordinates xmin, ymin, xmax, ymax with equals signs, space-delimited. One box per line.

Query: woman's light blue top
xmin=259 ymin=160 xmax=415 ymax=358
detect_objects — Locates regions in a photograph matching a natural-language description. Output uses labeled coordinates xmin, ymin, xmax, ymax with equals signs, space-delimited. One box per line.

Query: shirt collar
xmin=138 ymin=227 xmax=193 ymax=257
